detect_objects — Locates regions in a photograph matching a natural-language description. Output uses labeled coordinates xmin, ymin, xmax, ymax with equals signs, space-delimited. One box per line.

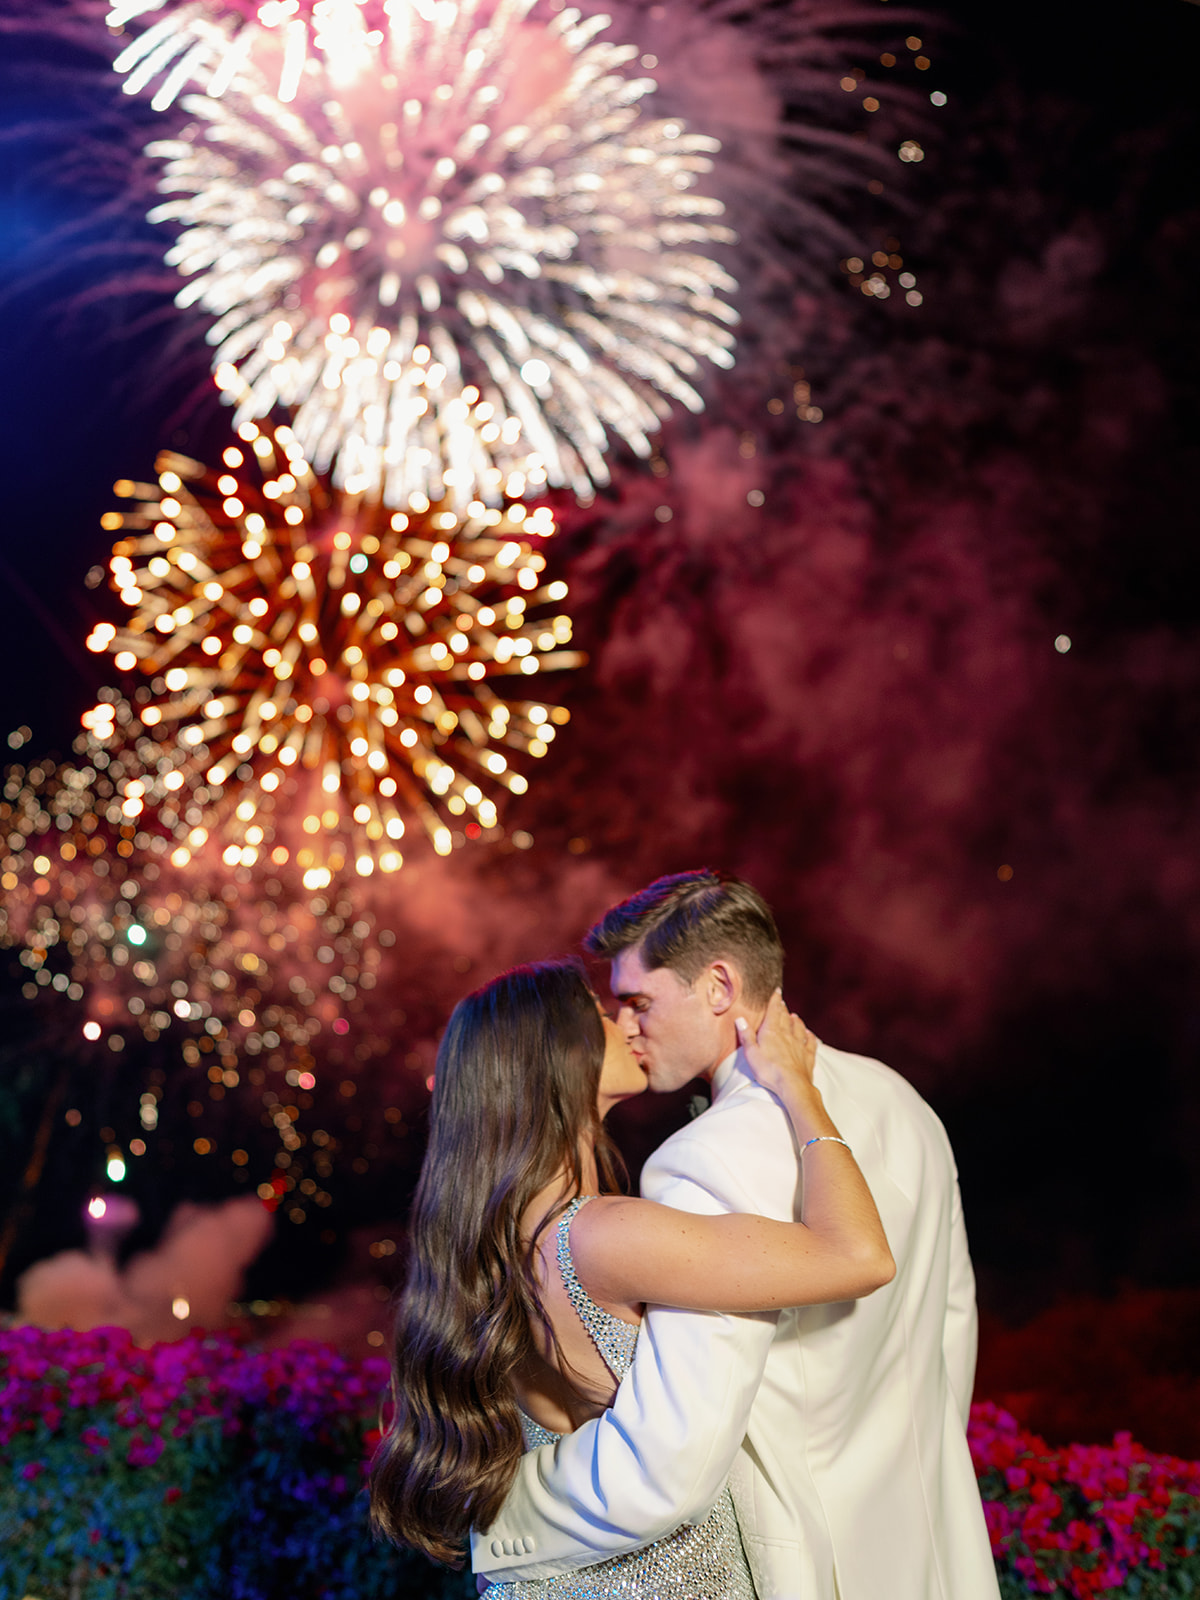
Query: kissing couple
xmin=370 ymin=869 xmax=1000 ymax=1600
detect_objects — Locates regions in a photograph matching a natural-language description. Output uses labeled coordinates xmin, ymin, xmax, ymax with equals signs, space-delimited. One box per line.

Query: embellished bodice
xmin=518 ymin=1194 xmax=638 ymax=1449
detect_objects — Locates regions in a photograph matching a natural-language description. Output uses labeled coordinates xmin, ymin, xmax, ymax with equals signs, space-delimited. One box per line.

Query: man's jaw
xmin=643 ymin=1058 xmax=702 ymax=1096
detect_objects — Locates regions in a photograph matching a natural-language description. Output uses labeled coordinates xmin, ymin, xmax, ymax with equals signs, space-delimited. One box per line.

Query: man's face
xmin=610 ymin=946 xmax=727 ymax=1094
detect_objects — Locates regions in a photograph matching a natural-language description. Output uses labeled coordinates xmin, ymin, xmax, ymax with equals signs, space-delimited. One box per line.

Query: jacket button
xmin=490 ymin=1541 xmax=504 ymax=1557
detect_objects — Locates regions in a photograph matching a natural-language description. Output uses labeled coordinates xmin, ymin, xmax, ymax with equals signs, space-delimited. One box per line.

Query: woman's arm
xmin=571 ymin=996 xmax=895 ymax=1312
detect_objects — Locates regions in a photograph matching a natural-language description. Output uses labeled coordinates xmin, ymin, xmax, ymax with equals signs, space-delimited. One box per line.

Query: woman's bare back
xmin=512 ymin=1194 xmax=642 ymax=1437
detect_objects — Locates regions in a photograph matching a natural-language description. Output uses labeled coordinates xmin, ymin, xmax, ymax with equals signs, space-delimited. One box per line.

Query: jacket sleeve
xmin=941 ymin=1144 xmax=979 ymax=1428
xmin=470 ymin=1127 xmax=781 ymax=1582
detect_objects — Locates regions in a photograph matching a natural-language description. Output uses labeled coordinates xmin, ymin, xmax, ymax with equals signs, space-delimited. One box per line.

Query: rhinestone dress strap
xmin=517 ymin=1408 xmax=561 ymax=1450
xmin=556 ymin=1195 xmax=639 ymax=1381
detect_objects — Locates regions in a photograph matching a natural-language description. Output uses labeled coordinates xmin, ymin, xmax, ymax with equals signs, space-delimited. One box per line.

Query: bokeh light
xmin=0 ymin=742 xmax=409 ymax=1068
xmin=1 ymin=745 xmax=422 ymax=1207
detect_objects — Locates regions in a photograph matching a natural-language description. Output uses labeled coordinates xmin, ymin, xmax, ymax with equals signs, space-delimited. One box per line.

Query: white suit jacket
xmin=472 ymin=1044 xmax=1000 ymax=1600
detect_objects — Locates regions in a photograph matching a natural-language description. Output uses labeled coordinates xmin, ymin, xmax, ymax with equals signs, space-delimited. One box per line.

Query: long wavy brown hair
xmin=369 ymin=958 xmax=624 ymax=1566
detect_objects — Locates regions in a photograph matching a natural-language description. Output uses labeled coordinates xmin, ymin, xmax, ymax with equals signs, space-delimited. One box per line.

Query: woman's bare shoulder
xmin=566 ymin=1193 xmax=706 ymax=1274
xmin=561 ymin=1195 xmax=654 ymax=1314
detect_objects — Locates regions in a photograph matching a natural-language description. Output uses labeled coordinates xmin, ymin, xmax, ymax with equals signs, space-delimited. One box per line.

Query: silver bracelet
xmin=801 ymin=1135 xmax=851 ymax=1156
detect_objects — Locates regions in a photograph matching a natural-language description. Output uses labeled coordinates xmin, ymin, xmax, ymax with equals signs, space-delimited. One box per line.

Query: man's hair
xmin=584 ymin=870 xmax=783 ymax=1005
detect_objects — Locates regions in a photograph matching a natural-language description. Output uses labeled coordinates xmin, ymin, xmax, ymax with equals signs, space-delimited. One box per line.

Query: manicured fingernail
xmin=735 ymin=1016 xmax=747 ymax=1033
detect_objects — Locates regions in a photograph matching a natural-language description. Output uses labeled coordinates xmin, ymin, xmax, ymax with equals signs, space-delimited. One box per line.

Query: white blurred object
xmin=16 ymin=1250 xmax=132 ymax=1331
xmin=83 ymin=1191 xmax=141 ymax=1259
xmin=17 ymin=1195 xmax=271 ymax=1343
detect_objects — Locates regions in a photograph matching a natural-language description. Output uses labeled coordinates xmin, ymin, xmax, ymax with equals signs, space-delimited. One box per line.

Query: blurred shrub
xmin=0 ymin=1326 xmax=473 ymax=1600
xmin=972 ymin=1401 xmax=1200 ymax=1598
xmin=4 ymin=1328 xmax=1198 ymax=1599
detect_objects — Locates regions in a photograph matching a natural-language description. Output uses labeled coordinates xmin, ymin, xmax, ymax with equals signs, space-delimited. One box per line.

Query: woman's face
xmin=596 ymin=1012 xmax=648 ymax=1116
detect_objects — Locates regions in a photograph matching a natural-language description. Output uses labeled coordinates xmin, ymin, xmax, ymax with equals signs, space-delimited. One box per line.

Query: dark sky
xmin=1 ymin=0 xmax=1198 ymax=1326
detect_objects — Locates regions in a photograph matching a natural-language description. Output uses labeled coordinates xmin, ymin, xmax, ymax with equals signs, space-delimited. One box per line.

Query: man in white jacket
xmin=472 ymin=870 xmax=1000 ymax=1600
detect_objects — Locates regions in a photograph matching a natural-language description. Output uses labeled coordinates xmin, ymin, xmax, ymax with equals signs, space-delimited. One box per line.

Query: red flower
xmin=163 ymin=1486 xmax=183 ymax=1504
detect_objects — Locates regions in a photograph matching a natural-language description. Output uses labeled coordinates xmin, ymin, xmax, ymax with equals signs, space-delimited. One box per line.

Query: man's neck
xmin=710 ymin=1003 xmax=767 ymax=1077
xmin=710 ymin=1047 xmax=742 ymax=1100
xmin=700 ymin=1022 xmax=743 ymax=1081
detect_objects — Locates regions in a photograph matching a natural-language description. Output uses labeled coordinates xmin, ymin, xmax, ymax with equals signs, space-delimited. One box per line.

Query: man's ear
xmin=703 ymin=961 xmax=739 ymax=1016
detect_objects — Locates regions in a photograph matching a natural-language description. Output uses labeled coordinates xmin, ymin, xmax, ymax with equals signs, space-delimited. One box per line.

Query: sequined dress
xmin=485 ymin=1195 xmax=757 ymax=1600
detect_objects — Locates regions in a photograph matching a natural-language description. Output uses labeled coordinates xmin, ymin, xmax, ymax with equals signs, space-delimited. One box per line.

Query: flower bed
xmin=2 ymin=1329 xmax=1198 ymax=1600
xmin=0 ymin=1326 xmax=472 ymax=1600
xmin=971 ymin=1401 xmax=1200 ymax=1598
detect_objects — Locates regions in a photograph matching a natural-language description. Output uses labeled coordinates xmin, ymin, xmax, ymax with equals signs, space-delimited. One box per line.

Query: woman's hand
xmin=735 ymin=991 xmax=819 ymax=1104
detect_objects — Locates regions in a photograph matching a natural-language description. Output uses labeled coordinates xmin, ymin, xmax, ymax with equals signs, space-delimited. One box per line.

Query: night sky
xmin=1 ymin=0 xmax=1198 ymax=1430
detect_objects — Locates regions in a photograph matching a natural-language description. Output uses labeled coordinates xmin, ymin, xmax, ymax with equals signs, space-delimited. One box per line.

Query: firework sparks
xmin=87 ymin=419 xmax=580 ymax=886
xmin=602 ymin=0 xmax=926 ymax=293
xmin=0 ymin=742 xmax=403 ymax=1065
xmin=0 ymin=749 xmax=332 ymax=1050
xmin=114 ymin=0 xmax=737 ymax=506
xmin=0 ymin=747 xmax=416 ymax=1199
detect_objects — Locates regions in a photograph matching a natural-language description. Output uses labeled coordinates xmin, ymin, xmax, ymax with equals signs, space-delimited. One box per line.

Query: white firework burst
xmin=117 ymin=0 xmax=737 ymax=507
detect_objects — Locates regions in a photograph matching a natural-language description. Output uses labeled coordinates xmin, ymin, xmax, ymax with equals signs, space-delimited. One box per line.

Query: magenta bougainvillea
xmin=970 ymin=1401 xmax=1200 ymax=1599
xmin=0 ymin=1324 xmax=460 ymax=1600
xmin=2 ymin=1328 xmax=1198 ymax=1600
xmin=0 ymin=1322 xmax=389 ymax=1448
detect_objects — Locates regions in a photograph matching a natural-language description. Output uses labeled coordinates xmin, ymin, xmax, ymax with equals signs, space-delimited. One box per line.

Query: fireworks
xmin=0 ymin=747 xmax=418 ymax=1201
xmin=593 ymin=0 xmax=932 ymax=373
xmin=115 ymin=0 xmax=737 ymax=507
xmin=0 ymin=749 xmax=321 ymax=1051
xmin=0 ymin=740 xmax=402 ymax=1067
xmin=86 ymin=418 xmax=579 ymax=885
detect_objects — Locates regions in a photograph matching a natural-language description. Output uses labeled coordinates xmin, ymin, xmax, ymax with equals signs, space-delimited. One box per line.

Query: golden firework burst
xmin=87 ymin=418 xmax=581 ymax=887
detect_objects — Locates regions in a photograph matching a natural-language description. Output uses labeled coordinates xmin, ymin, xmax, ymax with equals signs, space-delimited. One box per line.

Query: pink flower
xmin=126 ymin=1434 xmax=165 ymax=1468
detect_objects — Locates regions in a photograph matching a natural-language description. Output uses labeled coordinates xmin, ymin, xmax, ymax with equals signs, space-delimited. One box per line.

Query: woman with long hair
xmin=370 ymin=958 xmax=893 ymax=1597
